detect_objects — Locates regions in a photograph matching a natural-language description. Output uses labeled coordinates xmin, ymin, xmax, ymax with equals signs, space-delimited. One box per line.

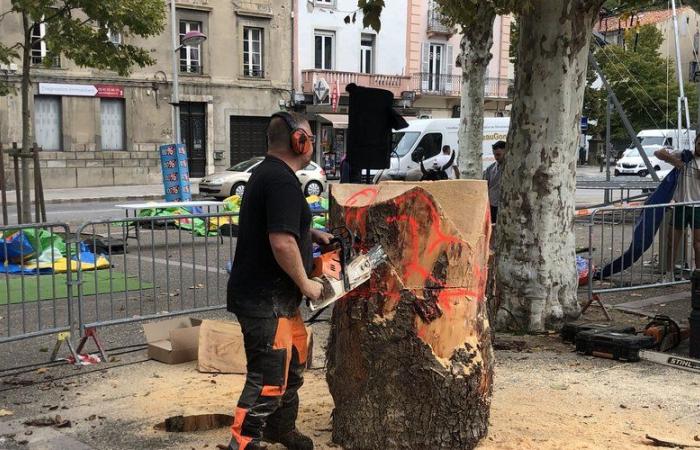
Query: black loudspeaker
xmin=346 ymin=83 xmax=408 ymax=172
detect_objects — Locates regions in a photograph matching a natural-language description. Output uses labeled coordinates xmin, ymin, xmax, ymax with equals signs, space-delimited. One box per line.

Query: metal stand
xmin=75 ymin=326 xmax=109 ymax=363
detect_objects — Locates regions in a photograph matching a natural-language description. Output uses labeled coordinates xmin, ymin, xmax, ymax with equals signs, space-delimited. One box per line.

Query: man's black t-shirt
xmin=227 ymin=155 xmax=313 ymax=318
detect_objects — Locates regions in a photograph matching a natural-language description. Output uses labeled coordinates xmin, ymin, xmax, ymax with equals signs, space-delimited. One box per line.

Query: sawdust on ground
xmin=60 ymin=336 xmax=699 ymax=450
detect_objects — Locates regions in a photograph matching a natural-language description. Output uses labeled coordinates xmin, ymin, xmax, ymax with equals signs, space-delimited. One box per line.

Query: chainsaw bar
xmin=307 ymin=245 xmax=387 ymax=312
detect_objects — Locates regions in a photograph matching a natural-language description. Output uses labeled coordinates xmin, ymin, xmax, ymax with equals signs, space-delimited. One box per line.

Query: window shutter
xmin=421 ymin=43 xmax=430 ymax=91
xmin=445 ymin=44 xmax=454 ymax=92
xmin=101 ymin=99 xmax=125 ymax=150
xmin=34 ymin=97 xmax=62 ymax=151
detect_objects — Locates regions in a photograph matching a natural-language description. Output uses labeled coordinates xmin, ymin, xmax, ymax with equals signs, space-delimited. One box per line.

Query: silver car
xmin=199 ymin=157 xmax=327 ymax=199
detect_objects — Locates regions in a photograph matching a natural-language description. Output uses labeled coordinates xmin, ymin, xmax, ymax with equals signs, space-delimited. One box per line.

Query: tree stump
xmin=326 ymin=181 xmax=494 ymax=450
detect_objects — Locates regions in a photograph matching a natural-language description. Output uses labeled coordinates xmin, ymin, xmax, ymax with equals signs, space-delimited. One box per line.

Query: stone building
xmin=0 ymin=0 xmax=293 ymax=189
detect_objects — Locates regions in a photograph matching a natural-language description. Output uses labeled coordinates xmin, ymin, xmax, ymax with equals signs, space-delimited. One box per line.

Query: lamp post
xmin=170 ymin=1 xmax=207 ymax=144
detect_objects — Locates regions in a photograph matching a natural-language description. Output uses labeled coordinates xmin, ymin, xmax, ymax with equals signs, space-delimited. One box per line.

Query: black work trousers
xmin=229 ymin=310 xmax=308 ymax=450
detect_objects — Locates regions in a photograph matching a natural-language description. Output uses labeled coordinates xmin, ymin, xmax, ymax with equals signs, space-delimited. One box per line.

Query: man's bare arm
xmin=655 ymin=149 xmax=684 ymax=170
xmin=269 ymin=232 xmax=322 ymax=300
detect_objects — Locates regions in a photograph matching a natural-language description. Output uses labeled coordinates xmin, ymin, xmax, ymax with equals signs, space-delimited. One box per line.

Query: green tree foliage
xmin=0 ymin=0 xmax=166 ymax=93
xmin=586 ymin=25 xmax=697 ymax=145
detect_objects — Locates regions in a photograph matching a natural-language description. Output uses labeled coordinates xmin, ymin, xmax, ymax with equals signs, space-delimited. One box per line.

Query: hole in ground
xmin=154 ymin=414 xmax=234 ymax=432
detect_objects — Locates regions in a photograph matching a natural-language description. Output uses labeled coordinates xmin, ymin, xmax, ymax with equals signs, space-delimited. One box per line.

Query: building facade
xmin=0 ymin=0 xmax=293 ymax=189
xmin=407 ymin=1 xmax=514 ymax=119
xmin=293 ymin=0 xmax=514 ymax=177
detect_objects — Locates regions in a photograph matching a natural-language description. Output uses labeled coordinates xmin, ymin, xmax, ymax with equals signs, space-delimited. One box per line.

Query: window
xmin=180 ymin=20 xmax=202 ymax=74
xmin=107 ymin=29 xmax=122 ymax=45
xmin=34 ymin=96 xmax=62 ymax=151
xmin=360 ymin=34 xmax=375 ymax=74
xmin=101 ymin=99 xmax=125 ymax=150
xmin=314 ymin=31 xmax=334 ymax=70
xmin=391 ymin=132 xmax=421 ymax=157
xmin=31 ymin=21 xmax=59 ymax=67
xmin=411 ymin=133 xmax=443 ymax=162
xmin=315 ymin=0 xmax=334 ymax=5
xmin=243 ymin=27 xmax=264 ymax=77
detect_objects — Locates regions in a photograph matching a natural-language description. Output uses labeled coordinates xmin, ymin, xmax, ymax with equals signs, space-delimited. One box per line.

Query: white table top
xmin=114 ymin=200 xmax=223 ymax=210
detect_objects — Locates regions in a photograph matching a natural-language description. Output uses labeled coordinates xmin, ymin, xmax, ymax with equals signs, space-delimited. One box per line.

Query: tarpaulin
xmin=137 ymin=207 xmax=218 ymax=237
xmin=595 ymin=150 xmax=691 ymax=279
xmin=0 ymin=231 xmax=109 ymax=274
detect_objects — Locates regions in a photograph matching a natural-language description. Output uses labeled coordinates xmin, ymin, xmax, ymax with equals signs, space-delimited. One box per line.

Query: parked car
xmin=199 ymin=157 xmax=327 ymax=199
xmin=614 ymin=129 xmax=696 ymax=176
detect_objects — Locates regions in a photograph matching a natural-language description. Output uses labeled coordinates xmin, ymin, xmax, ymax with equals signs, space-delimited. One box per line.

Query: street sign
xmin=38 ymin=83 xmax=124 ymax=98
xmin=580 ymin=116 xmax=589 ymax=132
xmin=314 ymin=78 xmax=330 ymax=103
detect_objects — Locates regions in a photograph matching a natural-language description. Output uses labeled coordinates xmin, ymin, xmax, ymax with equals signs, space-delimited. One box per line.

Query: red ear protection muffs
xmin=271 ymin=112 xmax=313 ymax=155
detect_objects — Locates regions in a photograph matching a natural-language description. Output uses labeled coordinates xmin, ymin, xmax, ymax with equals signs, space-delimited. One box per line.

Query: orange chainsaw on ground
xmin=307 ymin=227 xmax=386 ymax=313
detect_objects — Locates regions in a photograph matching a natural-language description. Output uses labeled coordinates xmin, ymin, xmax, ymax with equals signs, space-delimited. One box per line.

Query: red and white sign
xmin=95 ymin=84 xmax=124 ymax=98
xmin=331 ymin=80 xmax=339 ymax=112
xmin=39 ymin=83 xmax=123 ymax=98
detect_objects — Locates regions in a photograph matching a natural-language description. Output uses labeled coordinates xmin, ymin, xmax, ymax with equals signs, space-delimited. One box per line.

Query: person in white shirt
xmin=432 ymin=145 xmax=459 ymax=179
xmin=655 ymin=134 xmax=700 ymax=277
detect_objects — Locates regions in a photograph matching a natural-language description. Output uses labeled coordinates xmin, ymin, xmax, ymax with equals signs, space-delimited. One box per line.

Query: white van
xmin=615 ymin=129 xmax=696 ymax=177
xmin=375 ymin=117 xmax=510 ymax=181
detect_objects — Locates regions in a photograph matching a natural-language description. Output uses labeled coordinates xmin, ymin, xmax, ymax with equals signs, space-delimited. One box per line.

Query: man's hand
xmin=311 ymin=229 xmax=333 ymax=245
xmin=301 ymin=278 xmax=323 ymax=301
xmin=655 ymin=148 xmax=684 ymax=170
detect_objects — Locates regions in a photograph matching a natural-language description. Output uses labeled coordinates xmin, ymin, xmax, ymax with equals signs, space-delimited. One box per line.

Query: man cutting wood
xmin=226 ymin=111 xmax=331 ymax=450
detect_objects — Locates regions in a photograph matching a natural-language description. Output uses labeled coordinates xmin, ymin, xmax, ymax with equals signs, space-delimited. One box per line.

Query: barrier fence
xmin=75 ymin=212 xmax=237 ymax=333
xmin=0 ymin=222 xmax=74 ymax=344
xmin=585 ymin=200 xmax=700 ymax=307
xmin=0 ymin=212 xmax=241 ymax=361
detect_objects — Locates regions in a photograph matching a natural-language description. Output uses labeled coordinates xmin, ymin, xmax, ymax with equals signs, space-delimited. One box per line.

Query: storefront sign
xmin=38 ymin=83 xmax=124 ymax=98
xmin=331 ymin=80 xmax=339 ymax=112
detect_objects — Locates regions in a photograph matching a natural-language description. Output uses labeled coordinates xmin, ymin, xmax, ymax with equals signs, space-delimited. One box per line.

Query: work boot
xmin=227 ymin=438 xmax=267 ymax=450
xmin=263 ymin=428 xmax=314 ymax=450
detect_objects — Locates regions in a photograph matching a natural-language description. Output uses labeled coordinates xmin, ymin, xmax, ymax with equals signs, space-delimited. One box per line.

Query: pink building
xmin=406 ymin=1 xmax=514 ymax=118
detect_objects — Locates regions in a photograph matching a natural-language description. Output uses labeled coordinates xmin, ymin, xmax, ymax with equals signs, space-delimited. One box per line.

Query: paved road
xmin=4 ymin=201 xmax=123 ymax=226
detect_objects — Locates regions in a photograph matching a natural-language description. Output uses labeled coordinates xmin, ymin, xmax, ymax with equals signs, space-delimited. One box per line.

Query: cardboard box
xmin=143 ymin=317 xmax=202 ymax=364
xmin=197 ymin=319 xmax=315 ymax=374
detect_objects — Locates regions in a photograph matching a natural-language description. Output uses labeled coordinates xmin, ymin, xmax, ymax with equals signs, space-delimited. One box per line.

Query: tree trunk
xmin=457 ymin=7 xmax=496 ymax=180
xmin=326 ymin=181 xmax=493 ymax=450
xmin=20 ymin=13 xmax=32 ymax=224
xmin=494 ymin=1 xmax=604 ymax=332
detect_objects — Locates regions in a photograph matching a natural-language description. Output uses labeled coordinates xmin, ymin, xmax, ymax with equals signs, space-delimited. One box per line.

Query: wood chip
xmin=645 ymin=434 xmax=700 ymax=448
xmin=0 ymin=409 xmax=13 ymax=417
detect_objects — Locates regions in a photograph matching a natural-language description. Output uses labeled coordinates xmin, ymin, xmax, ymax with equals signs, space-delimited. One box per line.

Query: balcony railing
xmin=427 ymin=8 xmax=454 ymax=35
xmin=301 ymin=69 xmax=412 ymax=98
xmin=412 ymin=73 xmax=514 ymax=99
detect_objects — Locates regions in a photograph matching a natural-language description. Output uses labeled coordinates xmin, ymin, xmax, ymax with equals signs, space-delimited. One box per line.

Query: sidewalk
xmin=4 ymin=183 xmax=202 ymax=205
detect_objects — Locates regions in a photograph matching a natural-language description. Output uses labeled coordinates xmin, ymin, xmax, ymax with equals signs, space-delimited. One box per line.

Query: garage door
xmin=230 ymin=116 xmax=270 ymax=165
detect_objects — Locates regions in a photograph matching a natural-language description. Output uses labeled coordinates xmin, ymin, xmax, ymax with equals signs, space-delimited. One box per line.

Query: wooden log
xmin=326 ymin=180 xmax=493 ymax=450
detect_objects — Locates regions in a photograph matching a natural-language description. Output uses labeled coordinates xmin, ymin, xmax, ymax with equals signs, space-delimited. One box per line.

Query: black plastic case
xmin=561 ymin=322 xmax=636 ymax=343
xmin=575 ymin=330 xmax=655 ymax=362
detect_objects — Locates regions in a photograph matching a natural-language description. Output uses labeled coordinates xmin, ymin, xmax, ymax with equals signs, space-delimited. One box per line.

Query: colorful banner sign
xmin=38 ymin=83 xmax=124 ymax=98
xmin=159 ymin=144 xmax=192 ymax=202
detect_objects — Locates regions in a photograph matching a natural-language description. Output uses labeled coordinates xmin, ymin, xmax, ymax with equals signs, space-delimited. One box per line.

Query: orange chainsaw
xmin=307 ymin=227 xmax=386 ymax=313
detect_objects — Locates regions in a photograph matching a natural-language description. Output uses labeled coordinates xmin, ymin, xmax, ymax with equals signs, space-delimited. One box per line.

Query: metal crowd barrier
xmin=0 ymin=222 xmax=74 ymax=344
xmin=586 ymin=200 xmax=700 ymax=305
xmin=75 ymin=211 xmax=239 ymax=334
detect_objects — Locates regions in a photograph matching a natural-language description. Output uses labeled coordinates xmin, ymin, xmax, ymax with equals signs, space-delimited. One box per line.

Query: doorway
xmin=180 ymin=102 xmax=207 ymax=178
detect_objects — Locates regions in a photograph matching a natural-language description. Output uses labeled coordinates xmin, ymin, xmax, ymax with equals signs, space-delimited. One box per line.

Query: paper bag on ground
xmin=197 ymin=320 xmax=247 ymax=374
xmin=197 ymin=319 xmax=315 ymax=373
xmin=142 ymin=317 xmax=202 ymax=364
